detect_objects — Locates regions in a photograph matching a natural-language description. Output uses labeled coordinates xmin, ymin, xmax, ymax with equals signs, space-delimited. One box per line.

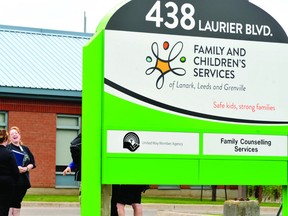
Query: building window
xmin=0 ymin=112 xmax=8 ymax=129
xmin=158 ymin=185 xmax=181 ymax=190
xmin=55 ymin=114 xmax=81 ymax=188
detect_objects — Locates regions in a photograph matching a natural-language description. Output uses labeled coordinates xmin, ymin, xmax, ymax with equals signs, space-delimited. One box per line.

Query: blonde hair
xmin=9 ymin=126 xmax=23 ymax=145
xmin=10 ymin=126 xmax=21 ymax=134
xmin=0 ymin=129 xmax=8 ymax=143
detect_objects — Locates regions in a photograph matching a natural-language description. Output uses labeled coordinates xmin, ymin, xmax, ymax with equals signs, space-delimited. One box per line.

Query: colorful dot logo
xmin=145 ymin=41 xmax=186 ymax=89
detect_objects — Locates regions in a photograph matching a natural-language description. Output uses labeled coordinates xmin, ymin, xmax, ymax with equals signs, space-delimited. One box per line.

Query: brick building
xmin=0 ymin=25 xmax=238 ymax=199
xmin=0 ymin=25 xmax=92 ymax=188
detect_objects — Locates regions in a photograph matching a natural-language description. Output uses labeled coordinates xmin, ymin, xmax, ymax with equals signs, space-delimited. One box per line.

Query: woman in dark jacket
xmin=0 ymin=129 xmax=19 ymax=216
xmin=7 ymin=126 xmax=36 ymax=216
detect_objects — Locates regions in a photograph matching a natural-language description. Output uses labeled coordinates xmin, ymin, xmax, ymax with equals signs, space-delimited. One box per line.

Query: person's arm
xmin=9 ymin=151 xmax=20 ymax=181
xmin=22 ymin=145 xmax=36 ymax=172
xmin=63 ymin=161 xmax=74 ymax=175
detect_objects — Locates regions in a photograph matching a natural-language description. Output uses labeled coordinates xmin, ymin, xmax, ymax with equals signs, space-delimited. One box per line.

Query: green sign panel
xmin=82 ymin=0 xmax=288 ymax=215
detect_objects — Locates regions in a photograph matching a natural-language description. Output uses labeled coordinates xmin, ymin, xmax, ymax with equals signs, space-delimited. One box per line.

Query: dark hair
xmin=0 ymin=129 xmax=8 ymax=143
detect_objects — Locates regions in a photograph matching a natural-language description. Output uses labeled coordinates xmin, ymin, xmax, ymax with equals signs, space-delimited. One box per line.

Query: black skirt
xmin=113 ymin=185 xmax=144 ymax=205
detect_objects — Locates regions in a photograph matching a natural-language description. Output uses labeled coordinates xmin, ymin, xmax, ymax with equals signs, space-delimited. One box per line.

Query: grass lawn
xmin=23 ymin=194 xmax=79 ymax=202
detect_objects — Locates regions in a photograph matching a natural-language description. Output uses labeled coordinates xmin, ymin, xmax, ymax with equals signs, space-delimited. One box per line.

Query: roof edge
xmin=0 ymin=24 xmax=94 ymax=38
xmin=0 ymin=87 xmax=82 ymax=101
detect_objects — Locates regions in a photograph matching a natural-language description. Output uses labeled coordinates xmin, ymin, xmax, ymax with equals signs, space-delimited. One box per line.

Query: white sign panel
xmin=107 ymin=130 xmax=199 ymax=154
xmin=105 ymin=30 xmax=288 ymax=123
xmin=203 ymin=133 xmax=287 ymax=156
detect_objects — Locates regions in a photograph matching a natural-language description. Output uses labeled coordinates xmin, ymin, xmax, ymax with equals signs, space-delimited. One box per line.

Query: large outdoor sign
xmin=82 ymin=0 xmax=288 ymax=215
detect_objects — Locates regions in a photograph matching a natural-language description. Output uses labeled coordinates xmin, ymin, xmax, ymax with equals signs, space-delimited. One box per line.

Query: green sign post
xmin=82 ymin=0 xmax=288 ymax=215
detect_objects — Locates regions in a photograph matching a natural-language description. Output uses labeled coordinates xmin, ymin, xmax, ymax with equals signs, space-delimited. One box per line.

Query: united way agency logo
xmin=145 ymin=41 xmax=187 ymax=89
xmin=123 ymin=132 xmax=140 ymax=152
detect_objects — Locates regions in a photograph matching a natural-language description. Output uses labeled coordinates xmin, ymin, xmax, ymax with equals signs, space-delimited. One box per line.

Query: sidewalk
xmin=22 ymin=202 xmax=281 ymax=216
xmin=144 ymin=203 xmax=280 ymax=216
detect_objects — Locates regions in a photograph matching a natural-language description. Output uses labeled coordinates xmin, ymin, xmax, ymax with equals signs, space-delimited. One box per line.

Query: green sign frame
xmin=82 ymin=0 xmax=288 ymax=215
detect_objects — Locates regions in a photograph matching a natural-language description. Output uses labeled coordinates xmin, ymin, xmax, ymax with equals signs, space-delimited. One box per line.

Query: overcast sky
xmin=0 ymin=0 xmax=287 ymax=35
xmin=0 ymin=0 xmax=124 ymax=33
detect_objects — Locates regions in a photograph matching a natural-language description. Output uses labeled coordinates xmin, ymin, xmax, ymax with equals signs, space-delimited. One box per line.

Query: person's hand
xmin=18 ymin=166 xmax=28 ymax=173
xmin=63 ymin=166 xmax=72 ymax=175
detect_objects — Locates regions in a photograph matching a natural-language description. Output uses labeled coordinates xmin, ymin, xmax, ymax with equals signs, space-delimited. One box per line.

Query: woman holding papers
xmin=0 ymin=129 xmax=19 ymax=216
xmin=7 ymin=126 xmax=36 ymax=216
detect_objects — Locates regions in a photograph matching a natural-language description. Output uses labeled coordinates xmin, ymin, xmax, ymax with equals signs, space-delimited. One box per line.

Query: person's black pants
xmin=0 ymin=186 xmax=14 ymax=216
xmin=110 ymin=185 xmax=120 ymax=216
